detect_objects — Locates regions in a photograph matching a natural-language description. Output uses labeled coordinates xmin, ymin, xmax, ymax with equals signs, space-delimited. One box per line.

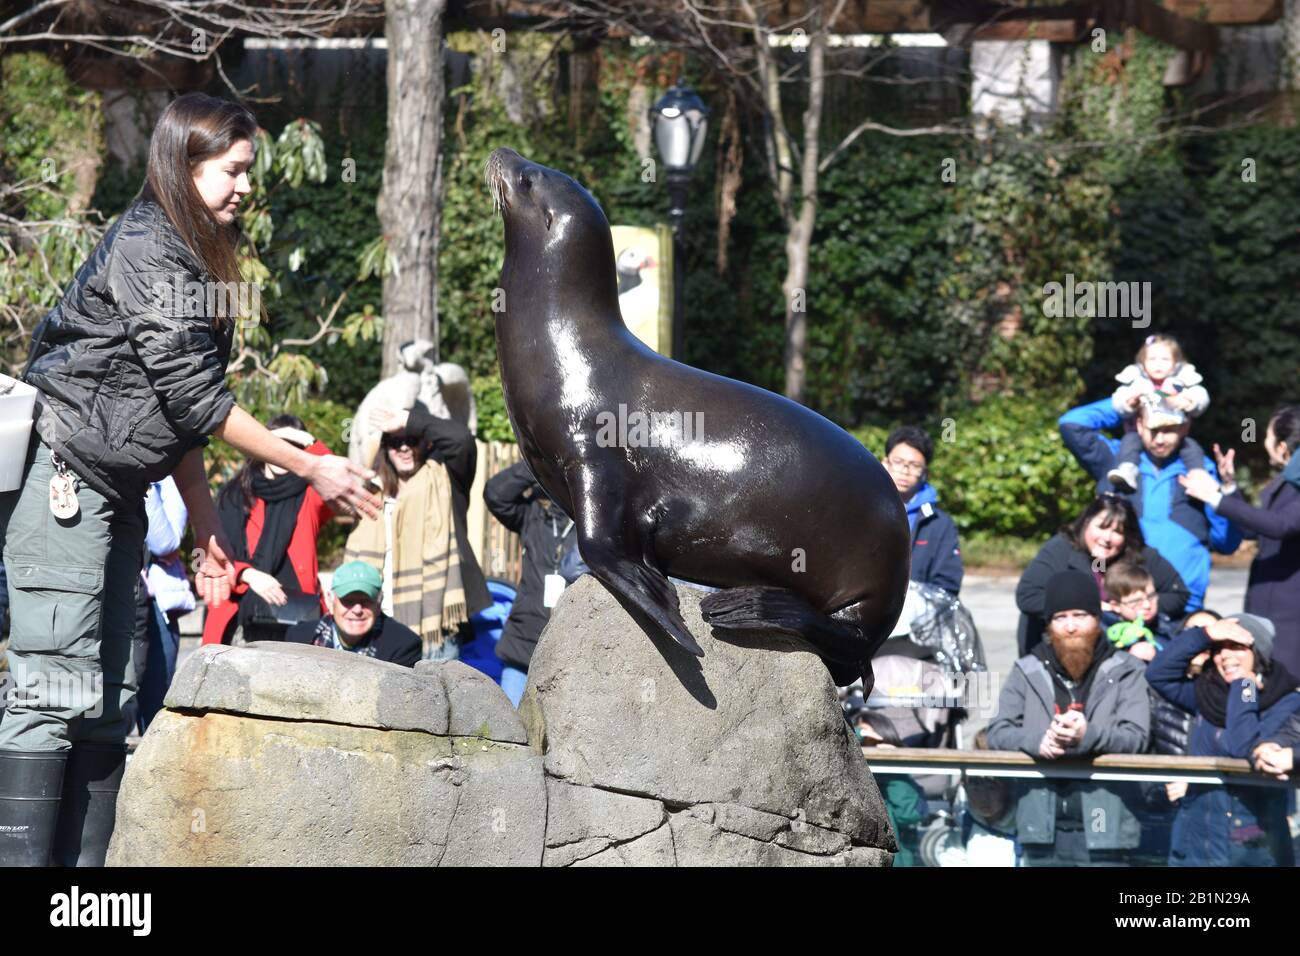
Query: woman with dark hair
xmin=0 ymin=93 xmax=377 ymax=866
xmin=1147 ymin=613 xmax=1300 ymax=866
xmin=201 ymin=414 xmax=338 ymax=645
xmin=1015 ymin=494 xmax=1189 ymax=656
xmin=1181 ymin=405 xmax=1300 ymax=676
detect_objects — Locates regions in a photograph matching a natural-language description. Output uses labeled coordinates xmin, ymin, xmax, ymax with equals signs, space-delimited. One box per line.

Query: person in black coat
xmin=284 ymin=561 xmax=421 ymax=667
xmin=484 ymin=460 xmax=578 ymax=706
xmin=1180 ymin=405 xmax=1300 ymax=677
xmin=1146 ymin=613 xmax=1300 ymax=866
xmin=1016 ymin=494 xmax=1189 ymax=656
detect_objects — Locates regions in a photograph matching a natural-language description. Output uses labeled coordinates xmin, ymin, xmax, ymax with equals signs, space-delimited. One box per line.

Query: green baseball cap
xmin=331 ymin=561 xmax=382 ymax=601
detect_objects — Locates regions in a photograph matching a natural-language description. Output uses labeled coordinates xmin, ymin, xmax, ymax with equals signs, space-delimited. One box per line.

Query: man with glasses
xmin=881 ymin=426 xmax=964 ymax=597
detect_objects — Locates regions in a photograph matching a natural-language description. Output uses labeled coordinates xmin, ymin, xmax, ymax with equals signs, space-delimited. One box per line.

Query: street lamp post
xmin=650 ymin=81 xmax=709 ymax=361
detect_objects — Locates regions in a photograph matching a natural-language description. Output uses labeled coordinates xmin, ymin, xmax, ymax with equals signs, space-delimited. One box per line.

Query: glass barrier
xmin=864 ymin=748 xmax=1300 ymax=867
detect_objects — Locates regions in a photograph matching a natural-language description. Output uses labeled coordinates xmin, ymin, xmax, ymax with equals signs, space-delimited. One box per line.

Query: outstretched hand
xmin=309 ymin=454 xmax=381 ymax=519
xmin=1178 ymin=468 xmax=1221 ymax=502
xmin=193 ymin=528 xmax=238 ymax=606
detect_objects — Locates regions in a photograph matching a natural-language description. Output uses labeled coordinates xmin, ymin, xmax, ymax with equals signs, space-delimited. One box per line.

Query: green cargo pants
xmin=0 ymin=438 xmax=143 ymax=751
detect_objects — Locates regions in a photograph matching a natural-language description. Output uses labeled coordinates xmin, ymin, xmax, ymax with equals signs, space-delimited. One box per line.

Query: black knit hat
xmin=1044 ymin=570 xmax=1102 ymax=621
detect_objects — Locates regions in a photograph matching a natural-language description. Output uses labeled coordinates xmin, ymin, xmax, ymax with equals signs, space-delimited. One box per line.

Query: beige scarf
xmin=345 ymin=460 xmax=467 ymax=655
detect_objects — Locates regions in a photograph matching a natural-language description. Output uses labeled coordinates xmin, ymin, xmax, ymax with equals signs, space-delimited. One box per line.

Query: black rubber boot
xmin=0 ymin=750 xmax=68 ymax=867
xmin=52 ymin=742 xmax=127 ymax=867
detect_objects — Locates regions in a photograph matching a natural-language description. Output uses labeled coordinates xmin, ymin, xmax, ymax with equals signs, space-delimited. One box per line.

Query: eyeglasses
xmin=383 ymin=434 xmax=420 ymax=450
xmin=884 ymin=457 xmax=925 ymax=476
xmin=1117 ymin=589 xmax=1158 ymax=609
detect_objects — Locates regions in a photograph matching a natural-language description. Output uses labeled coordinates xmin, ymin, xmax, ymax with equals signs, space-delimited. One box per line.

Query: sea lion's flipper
xmin=702 ymin=587 xmax=870 ymax=685
xmin=592 ymin=554 xmax=704 ymax=658
xmin=567 ymin=465 xmax=704 ymax=657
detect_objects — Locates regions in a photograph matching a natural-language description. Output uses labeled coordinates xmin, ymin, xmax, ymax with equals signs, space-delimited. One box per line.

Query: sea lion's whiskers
xmin=483 ymin=153 xmax=509 ymax=216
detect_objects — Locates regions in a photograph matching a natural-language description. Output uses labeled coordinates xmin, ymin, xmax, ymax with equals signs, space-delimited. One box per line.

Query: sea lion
xmin=485 ymin=146 xmax=910 ymax=687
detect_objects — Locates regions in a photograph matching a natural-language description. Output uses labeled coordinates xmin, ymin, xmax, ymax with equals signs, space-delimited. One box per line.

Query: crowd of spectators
xmin=855 ymin=347 xmax=1300 ymax=866
xmin=4 ymin=323 xmax=1298 ymax=869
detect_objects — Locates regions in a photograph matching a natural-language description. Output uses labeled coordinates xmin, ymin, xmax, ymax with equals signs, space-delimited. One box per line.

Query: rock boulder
xmin=525 ymin=576 xmax=895 ymax=866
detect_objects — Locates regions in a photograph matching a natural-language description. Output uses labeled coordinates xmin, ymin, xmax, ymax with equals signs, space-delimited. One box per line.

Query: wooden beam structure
xmin=12 ymin=0 xmax=1284 ymax=85
xmin=457 ymin=0 xmax=1277 ymax=53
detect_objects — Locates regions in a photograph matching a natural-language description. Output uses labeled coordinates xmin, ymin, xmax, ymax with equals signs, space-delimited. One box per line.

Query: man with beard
xmin=988 ymin=570 xmax=1151 ymax=865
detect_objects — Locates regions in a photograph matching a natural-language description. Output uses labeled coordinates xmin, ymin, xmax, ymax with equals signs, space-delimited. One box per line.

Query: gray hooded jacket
xmin=986 ymin=648 xmax=1151 ymax=849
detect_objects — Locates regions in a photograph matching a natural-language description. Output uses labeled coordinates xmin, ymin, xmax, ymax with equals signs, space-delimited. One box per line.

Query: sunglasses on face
xmin=383 ymin=434 xmax=420 ymax=450
xmin=1213 ymin=641 xmax=1252 ymax=655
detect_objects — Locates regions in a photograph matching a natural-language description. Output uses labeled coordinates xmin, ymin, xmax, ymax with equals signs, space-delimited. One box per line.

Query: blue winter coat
xmin=904 ymin=483 xmax=964 ymax=596
xmin=1145 ymin=627 xmax=1300 ymax=866
xmin=1058 ymin=398 xmax=1243 ymax=610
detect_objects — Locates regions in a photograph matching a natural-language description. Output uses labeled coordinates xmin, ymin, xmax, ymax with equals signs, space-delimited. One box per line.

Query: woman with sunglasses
xmin=345 ymin=399 xmax=491 ymax=662
xmin=1147 ymin=613 xmax=1300 ymax=866
xmin=201 ymin=415 xmax=337 ymax=645
xmin=1016 ymin=494 xmax=1190 ymax=656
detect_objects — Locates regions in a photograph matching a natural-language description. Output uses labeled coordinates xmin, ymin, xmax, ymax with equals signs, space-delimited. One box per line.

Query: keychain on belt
xmin=48 ymin=450 xmax=80 ymax=519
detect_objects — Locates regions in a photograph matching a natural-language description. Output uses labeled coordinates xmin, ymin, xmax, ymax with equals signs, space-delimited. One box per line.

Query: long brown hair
xmin=140 ymin=93 xmax=258 ymax=327
xmin=370 ymin=434 xmax=431 ymax=498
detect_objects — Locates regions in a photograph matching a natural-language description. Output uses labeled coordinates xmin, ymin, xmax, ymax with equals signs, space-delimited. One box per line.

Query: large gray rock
xmin=525 ymin=576 xmax=895 ymax=865
xmin=416 ymin=659 xmax=528 ymax=744
xmin=111 ymin=643 xmax=543 ymax=866
xmin=543 ymin=779 xmax=665 ymax=866
xmin=113 ymin=578 xmax=894 ymax=866
xmin=165 ymin=642 xmax=451 ymax=735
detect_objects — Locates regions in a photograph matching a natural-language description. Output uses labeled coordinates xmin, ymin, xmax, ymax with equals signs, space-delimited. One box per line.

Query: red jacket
xmin=201 ymin=440 xmax=334 ymax=645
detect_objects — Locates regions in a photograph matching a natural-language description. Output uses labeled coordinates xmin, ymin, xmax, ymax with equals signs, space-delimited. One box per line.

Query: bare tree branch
xmin=0 ymin=0 xmax=384 ymax=65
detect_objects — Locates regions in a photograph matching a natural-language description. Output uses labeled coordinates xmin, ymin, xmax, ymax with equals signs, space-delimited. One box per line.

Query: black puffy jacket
xmin=25 ymin=197 xmax=236 ymax=510
xmin=1148 ymin=687 xmax=1194 ymax=756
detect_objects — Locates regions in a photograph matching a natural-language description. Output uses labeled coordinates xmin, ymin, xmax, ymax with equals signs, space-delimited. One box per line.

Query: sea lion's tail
xmin=700 ymin=586 xmax=880 ymax=692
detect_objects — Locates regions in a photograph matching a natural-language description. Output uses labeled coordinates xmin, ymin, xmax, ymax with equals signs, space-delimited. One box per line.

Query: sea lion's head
xmin=486 ymin=148 xmax=618 ymax=303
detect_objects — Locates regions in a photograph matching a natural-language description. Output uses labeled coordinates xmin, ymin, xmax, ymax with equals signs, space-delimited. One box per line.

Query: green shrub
xmin=472 ymin=371 xmax=515 ymax=443
xmin=0 ymin=53 xmax=103 ymax=221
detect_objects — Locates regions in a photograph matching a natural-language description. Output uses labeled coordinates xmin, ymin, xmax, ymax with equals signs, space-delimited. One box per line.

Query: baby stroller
xmin=845 ymin=582 xmax=987 ymax=865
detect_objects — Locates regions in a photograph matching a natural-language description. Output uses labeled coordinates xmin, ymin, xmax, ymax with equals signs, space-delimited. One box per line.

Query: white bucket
xmin=0 ymin=376 xmax=37 ymax=493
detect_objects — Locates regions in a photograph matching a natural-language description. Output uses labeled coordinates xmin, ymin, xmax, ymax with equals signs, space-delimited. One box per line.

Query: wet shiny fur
xmin=487 ymin=147 xmax=909 ymax=681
